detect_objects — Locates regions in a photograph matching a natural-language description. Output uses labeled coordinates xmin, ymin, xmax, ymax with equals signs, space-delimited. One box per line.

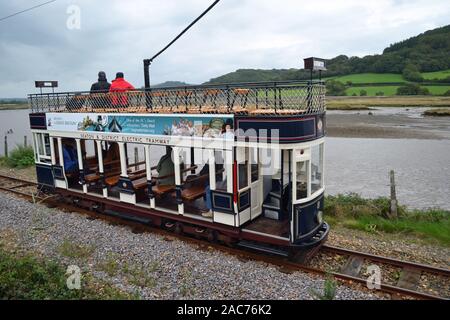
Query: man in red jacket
xmin=109 ymin=72 xmax=135 ymax=107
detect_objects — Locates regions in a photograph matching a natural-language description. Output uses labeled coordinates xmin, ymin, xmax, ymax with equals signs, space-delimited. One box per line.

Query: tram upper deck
xmin=28 ymin=80 xmax=326 ymax=116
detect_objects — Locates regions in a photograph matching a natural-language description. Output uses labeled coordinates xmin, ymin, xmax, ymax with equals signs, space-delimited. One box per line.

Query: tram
xmin=28 ymin=59 xmax=329 ymax=258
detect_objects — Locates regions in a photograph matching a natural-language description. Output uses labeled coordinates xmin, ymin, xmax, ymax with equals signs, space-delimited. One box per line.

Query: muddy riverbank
xmin=327 ymin=107 xmax=450 ymax=139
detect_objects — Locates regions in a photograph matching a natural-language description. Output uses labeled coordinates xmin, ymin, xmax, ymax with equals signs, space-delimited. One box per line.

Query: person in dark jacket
xmin=109 ymin=72 xmax=135 ymax=107
xmin=90 ymin=71 xmax=111 ymax=93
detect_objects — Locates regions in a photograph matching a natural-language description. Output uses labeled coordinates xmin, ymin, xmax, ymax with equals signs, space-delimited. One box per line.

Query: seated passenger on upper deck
xmin=62 ymin=140 xmax=79 ymax=173
xmin=156 ymin=147 xmax=176 ymax=186
xmin=90 ymin=71 xmax=111 ymax=93
xmin=109 ymin=72 xmax=135 ymax=107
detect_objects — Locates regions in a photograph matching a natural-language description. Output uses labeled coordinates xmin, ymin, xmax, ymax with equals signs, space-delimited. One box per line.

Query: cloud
xmin=0 ymin=0 xmax=449 ymax=97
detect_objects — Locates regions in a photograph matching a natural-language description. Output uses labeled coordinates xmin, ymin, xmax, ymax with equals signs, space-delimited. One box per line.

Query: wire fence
xmin=29 ymin=81 xmax=326 ymax=115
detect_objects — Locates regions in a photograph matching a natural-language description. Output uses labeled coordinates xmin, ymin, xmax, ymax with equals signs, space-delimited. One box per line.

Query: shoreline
xmin=327 ymin=96 xmax=450 ymax=109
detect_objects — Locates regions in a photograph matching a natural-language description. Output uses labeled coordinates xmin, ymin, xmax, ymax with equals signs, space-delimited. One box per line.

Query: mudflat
xmin=326 ymin=107 xmax=450 ymax=139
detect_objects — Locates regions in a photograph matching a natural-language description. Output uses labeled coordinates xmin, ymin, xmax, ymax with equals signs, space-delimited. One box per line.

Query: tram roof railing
xmin=28 ymin=80 xmax=326 ymax=115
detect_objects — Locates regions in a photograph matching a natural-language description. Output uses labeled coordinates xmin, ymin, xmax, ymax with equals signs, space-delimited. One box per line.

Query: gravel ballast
xmin=0 ymin=192 xmax=380 ymax=300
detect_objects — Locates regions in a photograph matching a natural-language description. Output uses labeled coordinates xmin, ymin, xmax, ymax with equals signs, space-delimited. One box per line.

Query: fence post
xmin=389 ymin=170 xmax=398 ymax=219
xmin=24 ymin=136 xmax=27 ymax=147
xmin=4 ymin=135 xmax=8 ymax=158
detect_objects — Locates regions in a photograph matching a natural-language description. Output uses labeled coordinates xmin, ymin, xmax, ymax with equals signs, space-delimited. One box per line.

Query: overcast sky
xmin=0 ymin=0 xmax=449 ymax=98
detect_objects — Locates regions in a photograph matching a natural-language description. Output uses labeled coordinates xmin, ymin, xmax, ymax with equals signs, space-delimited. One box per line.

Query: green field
xmin=346 ymin=85 xmax=450 ymax=96
xmin=328 ymin=70 xmax=450 ymax=84
xmin=328 ymin=73 xmax=406 ymax=84
xmin=421 ymin=69 xmax=450 ymax=80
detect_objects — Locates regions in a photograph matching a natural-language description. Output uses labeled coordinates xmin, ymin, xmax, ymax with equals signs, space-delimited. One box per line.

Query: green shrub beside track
xmin=325 ymin=193 xmax=450 ymax=246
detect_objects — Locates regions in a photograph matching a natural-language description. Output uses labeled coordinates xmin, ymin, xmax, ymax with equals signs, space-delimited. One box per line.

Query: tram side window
xmin=296 ymin=161 xmax=308 ymax=200
xmin=33 ymin=133 xmax=51 ymax=164
xmin=311 ymin=144 xmax=323 ymax=195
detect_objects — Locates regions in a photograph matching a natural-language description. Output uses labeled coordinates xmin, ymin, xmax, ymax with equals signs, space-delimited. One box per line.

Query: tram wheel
xmin=207 ymin=230 xmax=218 ymax=243
xmin=174 ymin=222 xmax=183 ymax=235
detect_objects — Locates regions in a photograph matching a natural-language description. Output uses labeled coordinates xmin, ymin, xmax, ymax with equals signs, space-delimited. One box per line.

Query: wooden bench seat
xmin=132 ymin=177 xmax=148 ymax=190
xmin=152 ymin=184 xmax=176 ymax=196
xmin=180 ymin=185 xmax=206 ymax=201
xmin=85 ymin=173 xmax=101 ymax=183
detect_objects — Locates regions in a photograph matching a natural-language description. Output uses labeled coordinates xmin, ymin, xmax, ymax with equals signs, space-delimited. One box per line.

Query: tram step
xmin=263 ymin=203 xmax=281 ymax=210
xmin=269 ymin=191 xmax=282 ymax=199
xmin=237 ymin=240 xmax=289 ymax=257
xmin=263 ymin=208 xmax=282 ymax=220
xmin=265 ymin=196 xmax=281 ymax=207
xmin=104 ymin=209 xmax=152 ymax=225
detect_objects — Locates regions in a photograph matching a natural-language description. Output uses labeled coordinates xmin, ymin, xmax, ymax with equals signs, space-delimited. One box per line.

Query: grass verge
xmin=325 ymin=193 xmax=450 ymax=246
xmin=0 ymin=245 xmax=134 ymax=299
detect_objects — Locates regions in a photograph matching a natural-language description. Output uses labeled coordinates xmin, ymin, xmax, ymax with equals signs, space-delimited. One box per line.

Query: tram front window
xmin=296 ymin=161 xmax=308 ymax=200
xmin=311 ymin=144 xmax=323 ymax=194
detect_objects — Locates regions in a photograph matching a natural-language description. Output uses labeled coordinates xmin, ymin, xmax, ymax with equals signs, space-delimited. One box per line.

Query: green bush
xmin=375 ymin=91 xmax=384 ymax=96
xmin=443 ymin=89 xmax=450 ymax=96
xmin=359 ymin=89 xmax=368 ymax=96
xmin=325 ymin=80 xmax=346 ymax=96
xmin=396 ymin=83 xmax=430 ymax=95
xmin=5 ymin=145 xmax=35 ymax=168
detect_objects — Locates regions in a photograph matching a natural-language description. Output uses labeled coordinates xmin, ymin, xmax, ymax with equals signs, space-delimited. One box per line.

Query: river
xmin=1 ymin=109 xmax=449 ymax=210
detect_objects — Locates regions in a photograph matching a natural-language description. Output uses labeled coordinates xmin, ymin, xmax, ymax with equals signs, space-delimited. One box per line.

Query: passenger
xmin=200 ymin=162 xmax=225 ymax=218
xmin=156 ymin=147 xmax=175 ymax=186
xmin=203 ymin=179 xmax=227 ymax=218
xmin=109 ymin=72 xmax=135 ymax=107
xmin=221 ymin=120 xmax=234 ymax=140
xmin=62 ymin=140 xmax=79 ymax=173
xmin=90 ymin=71 xmax=111 ymax=93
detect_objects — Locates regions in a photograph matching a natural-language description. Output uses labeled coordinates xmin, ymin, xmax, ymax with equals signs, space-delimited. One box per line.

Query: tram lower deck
xmin=28 ymin=81 xmax=329 ymax=255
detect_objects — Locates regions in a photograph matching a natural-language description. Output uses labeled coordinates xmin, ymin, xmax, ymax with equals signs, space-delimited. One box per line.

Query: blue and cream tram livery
xmin=28 ymin=77 xmax=329 ymax=258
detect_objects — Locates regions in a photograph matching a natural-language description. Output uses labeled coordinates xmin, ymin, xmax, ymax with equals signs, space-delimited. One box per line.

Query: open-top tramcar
xmin=28 ymin=77 xmax=329 ymax=259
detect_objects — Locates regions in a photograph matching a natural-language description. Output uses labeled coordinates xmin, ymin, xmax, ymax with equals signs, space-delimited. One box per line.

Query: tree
xmin=325 ymin=80 xmax=346 ymax=96
xmin=402 ymin=64 xmax=424 ymax=82
xmin=396 ymin=83 xmax=431 ymax=95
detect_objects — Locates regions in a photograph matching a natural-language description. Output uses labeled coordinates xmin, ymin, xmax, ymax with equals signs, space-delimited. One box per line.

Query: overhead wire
xmin=0 ymin=0 xmax=57 ymax=23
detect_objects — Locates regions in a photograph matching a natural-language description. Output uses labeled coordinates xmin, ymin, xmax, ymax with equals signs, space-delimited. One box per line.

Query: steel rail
xmin=0 ymin=175 xmax=448 ymax=300
xmin=322 ymin=244 xmax=450 ymax=277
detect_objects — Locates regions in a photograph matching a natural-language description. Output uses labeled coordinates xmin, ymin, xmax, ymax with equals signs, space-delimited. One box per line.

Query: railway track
xmin=0 ymin=174 xmax=449 ymax=300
